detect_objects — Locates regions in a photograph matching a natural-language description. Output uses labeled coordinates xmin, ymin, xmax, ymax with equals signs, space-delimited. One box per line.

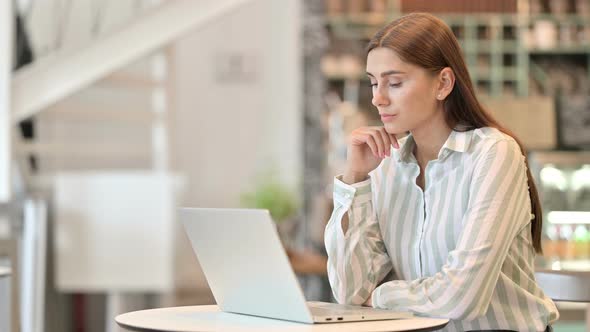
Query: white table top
xmin=0 ymin=267 xmax=10 ymax=278
xmin=115 ymin=305 xmax=449 ymax=332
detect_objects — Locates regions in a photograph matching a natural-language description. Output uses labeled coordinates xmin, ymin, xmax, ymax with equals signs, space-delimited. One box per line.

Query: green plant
xmin=240 ymin=179 xmax=299 ymax=223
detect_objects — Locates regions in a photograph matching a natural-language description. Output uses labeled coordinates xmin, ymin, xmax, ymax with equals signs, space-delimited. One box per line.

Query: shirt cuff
xmin=333 ymin=174 xmax=372 ymax=209
xmin=371 ymin=284 xmax=384 ymax=308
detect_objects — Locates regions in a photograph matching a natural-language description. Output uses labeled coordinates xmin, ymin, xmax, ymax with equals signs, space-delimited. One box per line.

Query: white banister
xmin=0 ymin=0 xmax=13 ymax=202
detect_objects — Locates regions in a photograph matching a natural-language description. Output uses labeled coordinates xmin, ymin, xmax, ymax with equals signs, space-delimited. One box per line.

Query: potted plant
xmin=240 ymin=175 xmax=300 ymax=248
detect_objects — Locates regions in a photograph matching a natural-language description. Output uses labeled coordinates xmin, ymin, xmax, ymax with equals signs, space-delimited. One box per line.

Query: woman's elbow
xmin=328 ymin=275 xmax=370 ymax=305
xmin=331 ymin=284 xmax=369 ymax=305
xmin=341 ymin=292 xmax=369 ymax=305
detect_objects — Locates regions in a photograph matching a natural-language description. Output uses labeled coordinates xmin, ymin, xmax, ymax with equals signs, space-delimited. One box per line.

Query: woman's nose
xmin=372 ymin=87 xmax=390 ymax=107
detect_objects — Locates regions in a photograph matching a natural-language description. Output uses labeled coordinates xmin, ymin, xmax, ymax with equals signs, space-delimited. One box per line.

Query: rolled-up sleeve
xmin=371 ymin=139 xmax=532 ymax=321
xmin=324 ymin=175 xmax=393 ymax=305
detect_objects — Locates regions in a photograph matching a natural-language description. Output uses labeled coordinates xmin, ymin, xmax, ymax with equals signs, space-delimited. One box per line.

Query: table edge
xmin=114 ymin=305 xmax=450 ymax=332
xmin=116 ymin=321 xmax=163 ymax=332
xmin=116 ymin=320 xmax=449 ymax=332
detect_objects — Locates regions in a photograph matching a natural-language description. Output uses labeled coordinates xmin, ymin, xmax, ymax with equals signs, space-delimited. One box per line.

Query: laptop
xmin=179 ymin=207 xmax=413 ymax=324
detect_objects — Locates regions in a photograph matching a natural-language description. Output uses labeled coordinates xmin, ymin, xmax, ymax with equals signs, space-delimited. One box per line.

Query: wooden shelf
xmin=324 ymin=9 xmax=590 ymax=98
xmin=527 ymin=46 xmax=590 ymax=54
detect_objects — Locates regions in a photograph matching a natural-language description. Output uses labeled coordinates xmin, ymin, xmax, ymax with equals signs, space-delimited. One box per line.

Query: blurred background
xmin=0 ymin=0 xmax=589 ymax=331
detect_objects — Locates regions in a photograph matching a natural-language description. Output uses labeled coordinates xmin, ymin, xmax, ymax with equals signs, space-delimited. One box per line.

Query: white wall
xmin=30 ymin=0 xmax=303 ymax=201
xmin=172 ymin=0 xmax=302 ymax=290
xmin=173 ymin=0 xmax=302 ymax=208
xmin=23 ymin=0 xmax=302 ymax=294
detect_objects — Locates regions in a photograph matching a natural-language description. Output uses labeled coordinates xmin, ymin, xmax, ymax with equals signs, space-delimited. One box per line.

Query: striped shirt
xmin=325 ymin=127 xmax=559 ymax=331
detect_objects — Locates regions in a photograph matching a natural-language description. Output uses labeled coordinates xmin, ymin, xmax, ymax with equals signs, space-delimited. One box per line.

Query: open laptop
xmin=180 ymin=207 xmax=413 ymax=324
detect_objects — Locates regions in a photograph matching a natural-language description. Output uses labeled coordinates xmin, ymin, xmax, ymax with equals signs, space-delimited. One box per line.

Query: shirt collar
xmin=392 ymin=129 xmax=474 ymax=163
xmin=392 ymin=134 xmax=416 ymax=163
xmin=440 ymin=129 xmax=473 ymax=154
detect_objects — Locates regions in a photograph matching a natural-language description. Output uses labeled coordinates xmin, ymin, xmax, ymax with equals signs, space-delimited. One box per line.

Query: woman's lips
xmin=380 ymin=114 xmax=397 ymax=122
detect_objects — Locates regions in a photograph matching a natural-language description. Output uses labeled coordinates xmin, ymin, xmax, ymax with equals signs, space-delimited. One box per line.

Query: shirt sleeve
xmin=372 ymin=138 xmax=533 ymax=321
xmin=324 ymin=174 xmax=393 ymax=305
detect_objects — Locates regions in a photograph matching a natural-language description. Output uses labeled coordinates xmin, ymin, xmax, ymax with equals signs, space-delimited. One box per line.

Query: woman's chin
xmin=383 ymin=123 xmax=406 ymax=135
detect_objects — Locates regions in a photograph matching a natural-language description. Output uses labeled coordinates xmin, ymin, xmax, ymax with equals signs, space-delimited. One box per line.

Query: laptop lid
xmin=180 ymin=208 xmax=314 ymax=323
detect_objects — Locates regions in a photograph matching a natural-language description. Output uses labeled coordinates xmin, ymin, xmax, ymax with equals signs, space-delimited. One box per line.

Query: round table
xmin=115 ymin=305 xmax=449 ymax=332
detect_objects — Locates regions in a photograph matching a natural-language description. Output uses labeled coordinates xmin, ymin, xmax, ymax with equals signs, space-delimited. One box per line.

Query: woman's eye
xmin=369 ymin=82 xmax=377 ymax=88
xmin=389 ymin=82 xmax=402 ymax=87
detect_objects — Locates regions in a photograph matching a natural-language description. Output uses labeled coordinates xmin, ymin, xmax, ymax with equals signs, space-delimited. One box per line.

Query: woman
xmin=324 ymin=13 xmax=559 ymax=332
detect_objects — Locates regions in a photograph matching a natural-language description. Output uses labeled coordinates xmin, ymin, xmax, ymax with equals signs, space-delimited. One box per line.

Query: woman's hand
xmin=343 ymin=126 xmax=399 ymax=184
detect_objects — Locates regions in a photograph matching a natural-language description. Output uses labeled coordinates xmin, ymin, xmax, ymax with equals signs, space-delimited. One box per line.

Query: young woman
xmin=324 ymin=13 xmax=559 ymax=332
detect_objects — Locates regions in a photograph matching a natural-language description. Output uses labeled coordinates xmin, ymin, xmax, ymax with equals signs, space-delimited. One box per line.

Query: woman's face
xmin=366 ymin=47 xmax=442 ymax=135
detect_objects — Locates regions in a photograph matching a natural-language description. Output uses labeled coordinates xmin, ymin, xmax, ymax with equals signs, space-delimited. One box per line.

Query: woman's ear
xmin=436 ymin=67 xmax=455 ymax=100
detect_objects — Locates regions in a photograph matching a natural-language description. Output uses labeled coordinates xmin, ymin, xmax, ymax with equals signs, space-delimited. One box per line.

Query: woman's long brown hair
xmin=367 ymin=13 xmax=543 ymax=253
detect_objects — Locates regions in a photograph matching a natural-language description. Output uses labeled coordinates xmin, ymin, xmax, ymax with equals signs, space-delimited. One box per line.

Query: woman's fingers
xmin=377 ymin=128 xmax=392 ymax=156
xmin=370 ymin=129 xmax=385 ymax=158
xmin=351 ymin=126 xmax=399 ymax=158
xmin=390 ymin=133 xmax=400 ymax=149
xmin=363 ymin=133 xmax=379 ymax=158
